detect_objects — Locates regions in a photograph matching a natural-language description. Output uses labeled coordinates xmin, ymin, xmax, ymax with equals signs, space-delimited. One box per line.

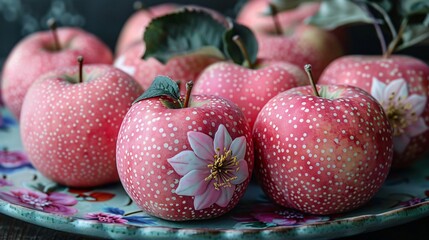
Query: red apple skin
xmin=256 ymin=24 xmax=343 ymax=80
xmin=1 ymin=27 xmax=113 ymax=119
xmin=115 ymin=4 xmax=177 ymax=56
xmin=114 ymin=43 xmax=221 ymax=94
xmin=253 ymin=84 xmax=393 ymax=215
xmin=193 ymin=60 xmax=307 ymax=130
xmin=318 ymin=55 xmax=429 ymax=167
xmin=237 ymin=0 xmax=320 ymax=34
xmin=20 ymin=65 xmax=142 ymax=187
xmin=116 ymin=95 xmax=254 ymax=221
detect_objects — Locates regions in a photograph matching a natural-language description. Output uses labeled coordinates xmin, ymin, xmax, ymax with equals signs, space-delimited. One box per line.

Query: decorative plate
xmin=1 ymin=107 xmax=429 ymax=240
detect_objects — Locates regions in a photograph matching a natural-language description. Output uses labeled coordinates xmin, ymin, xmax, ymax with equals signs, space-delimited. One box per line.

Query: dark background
xmin=1 ymin=0 xmax=428 ymax=66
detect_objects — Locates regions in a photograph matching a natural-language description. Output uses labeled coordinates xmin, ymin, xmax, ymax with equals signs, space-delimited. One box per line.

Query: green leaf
xmin=223 ymin=21 xmax=258 ymax=67
xmin=397 ymin=15 xmax=429 ymax=51
xmin=306 ymin=0 xmax=376 ymax=30
xmin=400 ymin=0 xmax=429 ymax=16
xmin=142 ymin=9 xmax=227 ymax=63
xmin=133 ymin=76 xmax=181 ymax=105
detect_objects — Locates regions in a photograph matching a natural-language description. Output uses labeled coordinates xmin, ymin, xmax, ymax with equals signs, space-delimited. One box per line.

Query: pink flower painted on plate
xmin=85 ymin=212 xmax=128 ymax=224
xmin=0 ymin=149 xmax=32 ymax=169
xmin=168 ymin=124 xmax=249 ymax=210
xmin=371 ymin=78 xmax=428 ymax=153
xmin=0 ymin=188 xmax=77 ymax=215
xmin=0 ymin=179 xmax=12 ymax=187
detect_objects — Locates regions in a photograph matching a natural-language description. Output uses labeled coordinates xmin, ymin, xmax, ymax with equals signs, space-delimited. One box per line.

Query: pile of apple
xmin=0 ymin=0 xmax=428 ymax=222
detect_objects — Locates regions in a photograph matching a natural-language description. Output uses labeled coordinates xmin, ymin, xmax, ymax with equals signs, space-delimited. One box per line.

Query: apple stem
xmin=232 ymin=35 xmax=254 ymax=69
xmin=304 ymin=64 xmax=320 ymax=97
xmin=77 ymin=56 xmax=84 ymax=83
xmin=384 ymin=18 xmax=408 ymax=59
xmin=133 ymin=1 xmax=153 ymax=17
xmin=183 ymin=81 xmax=193 ymax=108
xmin=47 ymin=18 xmax=61 ymax=51
xmin=269 ymin=3 xmax=283 ymax=35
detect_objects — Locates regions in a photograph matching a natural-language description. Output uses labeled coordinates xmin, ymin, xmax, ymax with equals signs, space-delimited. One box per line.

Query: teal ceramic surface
xmin=1 ymin=107 xmax=429 ymax=239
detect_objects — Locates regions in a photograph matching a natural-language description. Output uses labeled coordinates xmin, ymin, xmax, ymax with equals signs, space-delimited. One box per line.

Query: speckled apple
xmin=114 ymin=43 xmax=221 ymax=93
xmin=193 ymin=60 xmax=307 ymax=130
xmin=116 ymin=95 xmax=254 ymax=221
xmin=253 ymin=84 xmax=393 ymax=215
xmin=1 ymin=27 xmax=113 ymax=119
xmin=319 ymin=55 xmax=429 ymax=167
xmin=115 ymin=3 xmax=177 ymax=55
xmin=20 ymin=64 xmax=142 ymax=187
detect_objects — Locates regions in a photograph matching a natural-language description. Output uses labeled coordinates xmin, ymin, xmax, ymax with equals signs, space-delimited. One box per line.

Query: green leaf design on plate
xmin=223 ymin=21 xmax=258 ymax=67
xmin=142 ymin=9 xmax=227 ymax=63
xmin=306 ymin=0 xmax=375 ymax=30
xmin=133 ymin=76 xmax=181 ymax=106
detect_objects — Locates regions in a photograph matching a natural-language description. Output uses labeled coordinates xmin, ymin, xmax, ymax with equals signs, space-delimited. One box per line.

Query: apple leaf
xmin=397 ymin=15 xmax=429 ymax=51
xmin=400 ymin=0 xmax=429 ymax=16
xmin=223 ymin=21 xmax=258 ymax=67
xmin=305 ymin=0 xmax=377 ymax=30
xmin=133 ymin=76 xmax=181 ymax=106
xmin=142 ymin=9 xmax=226 ymax=63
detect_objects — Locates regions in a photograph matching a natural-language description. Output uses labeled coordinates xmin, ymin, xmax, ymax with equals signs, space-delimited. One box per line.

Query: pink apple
xmin=318 ymin=55 xmax=429 ymax=167
xmin=1 ymin=25 xmax=113 ymax=119
xmin=114 ymin=41 xmax=220 ymax=94
xmin=237 ymin=0 xmax=321 ymax=34
xmin=253 ymin=66 xmax=393 ymax=214
xmin=193 ymin=59 xmax=307 ymax=130
xmin=116 ymin=76 xmax=254 ymax=220
xmin=20 ymin=57 xmax=142 ymax=187
xmin=237 ymin=1 xmax=343 ymax=79
xmin=115 ymin=3 xmax=177 ymax=56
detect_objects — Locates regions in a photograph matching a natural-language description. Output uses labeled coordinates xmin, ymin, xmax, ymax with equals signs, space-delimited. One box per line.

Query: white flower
xmin=168 ymin=124 xmax=248 ymax=210
xmin=371 ymin=77 xmax=428 ymax=153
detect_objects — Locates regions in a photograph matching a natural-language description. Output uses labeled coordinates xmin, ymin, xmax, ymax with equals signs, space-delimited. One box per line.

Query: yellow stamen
xmin=205 ymin=148 xmax=240 ymax=190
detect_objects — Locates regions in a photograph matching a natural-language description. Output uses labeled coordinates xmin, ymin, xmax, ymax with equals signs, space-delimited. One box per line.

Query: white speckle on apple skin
xmin=253 ymin=85 xmax=393 ymax=215
xmin=116 ymin=95 xmax=254 ymax=221
xmin=319 ymin=55 xmax=429 ymax=167
xmin=20 ymin=65 xmax=142 ymax=187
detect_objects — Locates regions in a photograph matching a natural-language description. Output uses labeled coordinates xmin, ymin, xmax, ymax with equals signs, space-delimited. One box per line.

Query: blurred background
xmin=0 ymin=0 xmax=428 ymax=66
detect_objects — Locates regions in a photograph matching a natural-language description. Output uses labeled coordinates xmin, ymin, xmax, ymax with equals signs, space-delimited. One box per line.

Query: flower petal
xmin=371 ymin=77 xmax=386 ymax=102
xmin=231 ymin=160 xmax=249 ymax=185
xmin=168 ymin=150 xmax=209 ymax=176
xmin=230 ymin=136 xmax=246 ymax=162
xmin=385 ymin=79 xmax=408 ymax=102
xmin=48 ymin=192 xmax=78 ymax=206
xmin=43 ymin=204 xmax=78 ymax=216
xmin=0 ymin=192 xmax=33 ymax=209
xmin=405 ymin=118 xmax=429 ymax=137
xmin=187 ymin=131 xmax=215 ymax=160
xmin=175 ymin=170 xmax=210 ymax=196
xmin=404 ymin=94 xmax=427 ymax=117
xmin=393 ymin=135 xmax=411 ymax=154
xmin=193 ymin=185 xmax=221 ymax=210
xmin=215 ymin=186 xmax=235 ymax=207
xmin=214 ymin=124 xmax=232 ymax=155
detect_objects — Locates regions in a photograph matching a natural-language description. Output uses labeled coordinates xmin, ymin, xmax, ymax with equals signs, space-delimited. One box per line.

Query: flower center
xmin=385 ymin=93 xmax=416 ymax=136
xmin=20 ymin=194 xmax=51 ymax=209
xmin=205 ymin=148 xmax=239 ymax=190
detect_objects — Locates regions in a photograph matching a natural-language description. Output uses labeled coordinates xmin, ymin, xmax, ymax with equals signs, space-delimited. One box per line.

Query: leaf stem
xmin=47 ymin=18 xmax=61 ymax=51
xmin=366 ymin=1 xmax=397 ymax=39
xmin=304 ymin=64 xmax=320 ymax=97
xmin=384 ymin=18 xmax=408 ymax=59
xmin=77 ymin=56 xmax=84 ymax=83
xmin=232 ymin=35 xmax=254 ymax=69
xmin=357 ymin=3 xmax=386 ymax=54
xmin=183 ymin=81 xmax=193 ymax=108
xmin=269 ymin=3 xmax=283 ymax=35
